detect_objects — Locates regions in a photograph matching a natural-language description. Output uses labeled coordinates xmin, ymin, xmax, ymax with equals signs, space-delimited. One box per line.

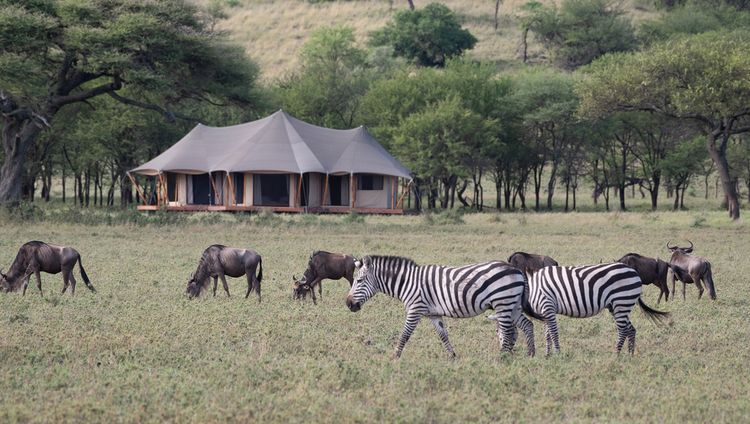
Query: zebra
xmin=506 ymin=262 xmax=669 ymax=355
xmin=345 ymin=255 xmax=542 ymax=359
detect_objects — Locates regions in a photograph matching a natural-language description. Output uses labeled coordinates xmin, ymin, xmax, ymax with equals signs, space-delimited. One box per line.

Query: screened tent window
xmin=254 ymin=174 xmax=289 ymax=206
xmin=358 ymin=174 xmax=384 ymax=190
xmin=166 ymin=173 xmax=177 ymax=202
xmin=233 ymin=173 xmax=244 ymax=204
xmin=191 ymin=174 xmax=212 ymax=205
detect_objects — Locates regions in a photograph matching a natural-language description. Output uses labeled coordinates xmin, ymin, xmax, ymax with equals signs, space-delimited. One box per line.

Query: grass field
xmin=0 ymin=209 xmax=749 ymax=422
xmin=197 ymin=0 xmax=660 ymax=80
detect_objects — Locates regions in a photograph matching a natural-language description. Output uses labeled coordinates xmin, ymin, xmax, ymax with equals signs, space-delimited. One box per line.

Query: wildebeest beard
xmin=186 ymin=258 xmax=212 ymax=298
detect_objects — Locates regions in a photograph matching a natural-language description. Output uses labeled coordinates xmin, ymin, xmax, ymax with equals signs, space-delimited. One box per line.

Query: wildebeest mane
xmin=186 ymin=246 xmax=223 ymax=297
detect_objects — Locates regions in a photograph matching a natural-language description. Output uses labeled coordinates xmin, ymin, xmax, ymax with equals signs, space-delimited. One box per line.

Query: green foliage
xmin=369 ymin=3 xmax=477 ymax=67
xmin=276 ymin=25 xmax=370 ymax=128
xmin=578 ymin=29 xmax=750 ymax=121
xmin=523 ymin=0 xmax=637 ymax=69
xmin=639 ymin=3 xmax=750 ymax=44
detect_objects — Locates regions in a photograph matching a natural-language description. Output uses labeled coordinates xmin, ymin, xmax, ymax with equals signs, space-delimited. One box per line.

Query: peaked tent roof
xmin=130 ymin=110 xmax=411 ymax=179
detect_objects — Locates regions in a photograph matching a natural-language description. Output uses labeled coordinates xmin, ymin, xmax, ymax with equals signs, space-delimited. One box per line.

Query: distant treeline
xmin=1 ymin=0 xmax=749 ymax=218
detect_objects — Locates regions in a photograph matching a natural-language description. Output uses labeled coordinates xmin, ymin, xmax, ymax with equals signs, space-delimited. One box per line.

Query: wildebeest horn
xmin=666 ymin=240 xmax=675 ymax=250
xmin=687 ymin=240 xmax=694 ymax=250
xmin=293 ymin=274 xmax=298 ymax=281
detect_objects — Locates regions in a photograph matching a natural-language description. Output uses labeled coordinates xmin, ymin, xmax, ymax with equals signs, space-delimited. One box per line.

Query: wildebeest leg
xmin=309 ymin=277 xmax=323 ymax=302
xmin=212 ymin=277 xmax=218 ymax=297
xmin=34 ymin=270 xmax=43 ymax=297
xmin=671 ymin=272 xmax=678 ymax=301
xmin=682 ymin=280 xmax=687 ymax=301
xmin=67 ymin=269 xmax=78 ymax=295
xmin=245 ymin=274 xmax=253 ymax=299
xmin=61 ymin=269 xmax=70 ymax=294
xmin=219 ymin=274 xmax=230 ymax=297
xmin=429 ymin=317 xmax=456 ymax=358
xmin=692 ymin=272 xmax=704 ymax=299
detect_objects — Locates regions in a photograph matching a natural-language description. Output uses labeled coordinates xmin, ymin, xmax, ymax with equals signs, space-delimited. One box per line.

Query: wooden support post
xmin=396 ymin=180 xmax=410 ymax=209
xmin=156 ymin=173 xmax=162 ymax=207
xmin=391 ymin=177 xmax=396 ymax=209
xmin=350 ymin=173 xmax=356 ymax=209
xmin=297 ymin=173 xmax=303 ymax=208
xmin=209 ymin=172 xmax=220 ymax=205
xmin=322 ymin=174 xmax=329 ymax=207
xmin=226 ymin=173 xmax=236 ymax=206
xmin=128 ymin=173 xmax=147 ymax=205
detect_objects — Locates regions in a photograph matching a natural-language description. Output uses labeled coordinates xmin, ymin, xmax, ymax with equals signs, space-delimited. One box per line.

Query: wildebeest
xmin=186 ymin=245 xmax=263 ymax=301
xmin=0 ymin=241 xmax=95 ymax=296
xmin=617 ymin=253 xmax=670 ymax=303
xmin=293 ymin=251 xmax=356 ymax=304
xmin=667 ymin=240 xmax=716 ymax=300
xmin=507 ymin=251 xmax=558 ymax=279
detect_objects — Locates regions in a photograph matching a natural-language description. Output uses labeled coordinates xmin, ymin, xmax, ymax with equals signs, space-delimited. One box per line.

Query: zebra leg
xmin=627 ymin=323 xmax=637 ymax=355
xmin=429 ymin=317 xmax=456 ymax=358
xmin=514 ymin=314 xmax=536 ymax=357
xmin=541 ymin=303 xmax=560 ymax=355
xmin=394 ymin=311 xmax=422 ymax=359
xmin=544 ymin=322 xmax=552 ymax=356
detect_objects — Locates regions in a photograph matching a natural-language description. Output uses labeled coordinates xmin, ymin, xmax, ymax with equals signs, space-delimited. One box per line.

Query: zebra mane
xmin=366 ymin=255 xmax=418 ymax=267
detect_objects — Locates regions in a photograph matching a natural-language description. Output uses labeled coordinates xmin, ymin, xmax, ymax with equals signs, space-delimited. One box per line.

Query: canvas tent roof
xmin=130 ymin=110 xmax=411 ymax=179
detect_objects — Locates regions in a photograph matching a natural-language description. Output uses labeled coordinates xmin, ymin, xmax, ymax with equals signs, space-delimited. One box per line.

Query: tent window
xmin=358 ymin=174 xmax=384 ymax=191
xmin=254 ymin=174 xmax=289 ymax=206
xmin=233 ymin=173 xmax=244 ymax=204
xmin=166 ymin=173 xmax=177 ymax=202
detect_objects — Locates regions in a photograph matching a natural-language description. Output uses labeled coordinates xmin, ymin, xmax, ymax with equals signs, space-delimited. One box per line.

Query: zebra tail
xmin=638 ymin=297 xmax=670 ymax=326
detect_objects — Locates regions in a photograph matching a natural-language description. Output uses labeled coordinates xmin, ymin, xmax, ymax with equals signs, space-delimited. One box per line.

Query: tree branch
xmin=50 ymin=77 xmax=123 ymax=109
xmin=107 ymin=92 xmax=199 ymax=123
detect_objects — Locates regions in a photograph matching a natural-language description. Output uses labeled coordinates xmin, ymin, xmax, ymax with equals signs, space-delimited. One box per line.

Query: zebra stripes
xmin=528 ymin=262 xmax=669 ymax=355
xmin=345 ymin=255 xmax=537 ymax=358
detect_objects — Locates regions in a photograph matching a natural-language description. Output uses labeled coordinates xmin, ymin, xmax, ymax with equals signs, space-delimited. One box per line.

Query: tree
xmin=522 ymin=0 xmax=637 ymax=69
xmin=276 ymin=26 xmax=370 ymax=128
xmin=369 ymin=3 xmax=477 ymax=67
xmin=578 ymin=30 xmax=750 ymax=219
xmin=0 ymin=0 xmax=262 ymax=203
xmin=662 ymin=136 xmax=706 ymax=210
xmin=511 ymin=68 xmax=579 ymax=211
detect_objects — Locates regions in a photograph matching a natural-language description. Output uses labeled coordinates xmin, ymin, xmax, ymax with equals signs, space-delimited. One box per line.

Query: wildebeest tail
xmin=703 ymin=263 xmax=716 ymax=299
xmin=638 ymin=297 xmax=670 ymax=326
xmin=522 ymin=279 xmax=544 ymax=321
xmin=257 ymin=257 xmax=263 ymax=283
xmin=78 ymin=255 xmax=95 ymax=293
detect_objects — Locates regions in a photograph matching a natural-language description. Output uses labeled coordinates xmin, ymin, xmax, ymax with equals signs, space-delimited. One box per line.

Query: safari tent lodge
xmin=129 ymin=110 xmax=411 ymax=214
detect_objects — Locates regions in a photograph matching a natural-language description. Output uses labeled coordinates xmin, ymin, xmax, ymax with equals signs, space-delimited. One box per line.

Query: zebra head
xmin=346 ymin=256 xmax=379 ymax=312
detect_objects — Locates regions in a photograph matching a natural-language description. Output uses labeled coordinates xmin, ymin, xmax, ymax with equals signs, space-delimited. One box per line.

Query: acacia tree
xmin=578 ymin=30 xmax=750 ymax=219
xmin=0 ymin=0 xmax=261 ymax=203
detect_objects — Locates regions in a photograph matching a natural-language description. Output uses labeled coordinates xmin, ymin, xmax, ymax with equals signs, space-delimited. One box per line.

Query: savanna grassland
xmin=199 ymin=0 xmax=659 ymax=79
xmin=1 ymin=209 xmax=749 ymax=423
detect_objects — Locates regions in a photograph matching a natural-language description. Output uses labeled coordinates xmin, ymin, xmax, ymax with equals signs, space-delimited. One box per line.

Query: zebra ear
xmin=354 ymin=259 xmax=362 ymax=268
xmin=363 ymin=256 xmax=372 ymax=267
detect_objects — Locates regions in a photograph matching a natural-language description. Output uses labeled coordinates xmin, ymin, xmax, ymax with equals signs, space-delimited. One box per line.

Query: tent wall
xmin=307 ymin=173 xmax=322 ymax=207
xmin=177 ymin=174 xmax=187 ymax=205
xmin=355 ymin=174 xmax=394 ymax=209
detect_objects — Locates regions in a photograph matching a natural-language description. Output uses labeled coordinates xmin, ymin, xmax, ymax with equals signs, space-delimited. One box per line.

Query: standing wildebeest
xmin=617 ymin=253 xmax=670 ymax=303
xmin=508 ymin=251 xmax=558 ymax=279
xmin=666 ymin=240 xmax=716 ymax=300
xmin=292 ymin=251 xmax=356 ymax=304
xmin=0 ymin=241 xmax=95 ymax=296
xmin=186 ymin=245 xmax=263 ymax=301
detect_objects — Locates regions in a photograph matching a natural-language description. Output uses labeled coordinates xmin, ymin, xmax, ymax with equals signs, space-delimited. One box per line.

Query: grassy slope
xmin=198 ymin=0 xmax=660 ymax=80
xmin=0 ymin=211 xmax=749 ymax=422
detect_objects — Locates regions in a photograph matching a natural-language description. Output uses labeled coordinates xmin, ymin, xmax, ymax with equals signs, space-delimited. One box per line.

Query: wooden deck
xmin=136 ymin=205 xmax=403 ymax=215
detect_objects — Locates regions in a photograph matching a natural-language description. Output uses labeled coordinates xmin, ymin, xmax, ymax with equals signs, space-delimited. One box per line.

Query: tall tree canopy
xmin=577 ymin=30 xmax=750 ymax=219
xmin=369 ymin=3 xmax=477 ymax=67
xmin=0 ymin=0 xmax=262 ymax=202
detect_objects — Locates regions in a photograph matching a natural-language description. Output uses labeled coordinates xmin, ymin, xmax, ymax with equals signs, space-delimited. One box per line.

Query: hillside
xmin=194 ymin=0 xmax=661 ymax=81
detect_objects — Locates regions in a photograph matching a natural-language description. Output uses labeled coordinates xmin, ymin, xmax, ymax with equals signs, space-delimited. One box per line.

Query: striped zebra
xmin=521 ymin=262 xmax=669 ymax=355
xmin=345 ymin=255 xmax=542 ymax=358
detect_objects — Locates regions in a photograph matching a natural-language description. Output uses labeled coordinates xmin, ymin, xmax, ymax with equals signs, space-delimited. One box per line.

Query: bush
xmin=422 ymin=209 xmax=464 ymax=225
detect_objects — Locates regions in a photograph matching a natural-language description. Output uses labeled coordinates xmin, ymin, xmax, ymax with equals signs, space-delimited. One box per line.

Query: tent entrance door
xmin=328 ymin=175 xmax=350 ymax=206
xmin=191 ymin=174 xmax=211 ymax=205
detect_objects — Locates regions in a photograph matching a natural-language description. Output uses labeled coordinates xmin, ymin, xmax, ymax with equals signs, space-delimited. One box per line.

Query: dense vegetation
xmin=1 ymin=0 xmax=750 ymax=219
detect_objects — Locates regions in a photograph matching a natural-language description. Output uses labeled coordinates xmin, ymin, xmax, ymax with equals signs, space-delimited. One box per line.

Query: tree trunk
xmin=673 ymin=182 xmax=680 ymax=210
xmin=494 ymin=0 xmax=501 ymax=31
xmin=407 ymin=0 xmax=415 ymax=10
xmin=650 ymin=173 xmax=660 ymax=210
xmin=0 ymin=123 xmax=42 ymax=203
xmin=706 ymin=133 xmax=740 ymax=219
xmin=546 ymin=161 xmax=557 ymax=211
xmin=564 ymin=178 xmax=570 ymax=212
xmin=457 ymin=179 xmax=469 ymax=207
xmin=62 ymin=164 xmax=66 ymax=203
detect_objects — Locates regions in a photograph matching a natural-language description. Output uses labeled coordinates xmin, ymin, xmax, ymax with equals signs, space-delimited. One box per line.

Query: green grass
xmin=1 ymin=210 xmax=749 ymax=422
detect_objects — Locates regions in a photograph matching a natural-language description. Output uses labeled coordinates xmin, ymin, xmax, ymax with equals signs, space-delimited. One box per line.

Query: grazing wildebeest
xmin=666 ymin=240 xmax=716 ymax=300
xmin=507 ymin=251 xmax=558 ymax=279
xmin=617 ymin=253 xmax=670 ymax=303
xmin=186 ymin=245 xmax=263 ymax=301
xmin=292 ymin=251 xmax=356 ymax=304
xmin=0 ymin=241 xmax=95 ymax=296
